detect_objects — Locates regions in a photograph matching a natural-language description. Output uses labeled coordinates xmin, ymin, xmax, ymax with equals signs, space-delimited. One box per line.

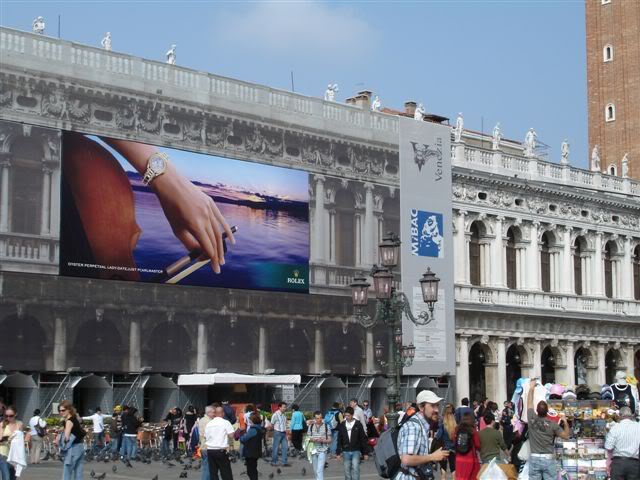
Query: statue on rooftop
xmin=166 ymin=44 xmax=177 ymax=65
xmin=101 ymin=32 xmax=112 ymax=51
xmin=414 ymin=103 xmax=426 ymax=121
xmin=621 ymin=153 xmax=629 ymax=178
xmin=324 ymin=84 xmax=338 ymax=102
xmin=454 ymin=113 xmax=464 ymax=142
xmin=371 ymin=95 xmax=382 ymax=111
xmin=492 ymin=122 xmax=502 ymax=151
xmin=32 ymin=16 xmax=45 ymax=34
xmin=591 ymin=145 xmax=601 ymax=172
xmin=560 ymin=139 xmax=570 ymax=165
xmin=524 ymin=127 xmax=537 ymax=157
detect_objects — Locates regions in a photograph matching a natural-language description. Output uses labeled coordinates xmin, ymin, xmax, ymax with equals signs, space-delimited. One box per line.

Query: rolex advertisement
xmin=56 ymin=130 xmax=310 ymax=293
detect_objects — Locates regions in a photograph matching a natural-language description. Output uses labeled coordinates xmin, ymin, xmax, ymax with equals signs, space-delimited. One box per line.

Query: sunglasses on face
xmin=59 ymin=409 xmax=66 ymax=413
xmin=4 ymin=414 xmax=14 ymax=418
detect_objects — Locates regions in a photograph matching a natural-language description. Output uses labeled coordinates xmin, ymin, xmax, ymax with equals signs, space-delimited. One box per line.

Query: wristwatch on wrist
xmin=142 ymin=152 xmax=169 ymax=186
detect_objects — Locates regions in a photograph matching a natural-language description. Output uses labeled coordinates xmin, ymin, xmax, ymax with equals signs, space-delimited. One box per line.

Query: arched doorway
xmin=605 ymin=349 xmax=622 ymax=385
xmin=325 ymin=324 xmax=364 ymax=375
xmin=0 ymin=373 xmax=38 ymax=420
xmin=469 ymin=342 xmax=487 ymax=402
xmin=269 ymin=325 xmax=312 ymax=374
xmin=143 ymin=375 xmax=178 ymax=422
xmin=0 ymin=315 xmax=46 ymax=370
xmin=71 ymin=318 xmax=124 ymax=372
xmin=209 ymin=321 xmax=257 ymax=373
xmin=541 ymin=346 xmax=556 ymax=384
xmin=575 ymin=348 xmax=591 ymax=385
xmin=334 ymin=189 xmax=356 ymax=266
xmin=143 ymin=321 xmax=192 ymax=373
xmin=506 ymin=344 xmax=524 ymax=400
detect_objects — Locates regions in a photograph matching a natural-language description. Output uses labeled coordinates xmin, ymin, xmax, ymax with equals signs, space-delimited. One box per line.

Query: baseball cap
xmin=416 ymin=390 xmax=443 ymax=405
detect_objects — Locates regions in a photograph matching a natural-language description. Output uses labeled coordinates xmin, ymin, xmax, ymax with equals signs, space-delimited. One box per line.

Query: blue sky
xmin=2 ymin=1 xmax=588 ymax=167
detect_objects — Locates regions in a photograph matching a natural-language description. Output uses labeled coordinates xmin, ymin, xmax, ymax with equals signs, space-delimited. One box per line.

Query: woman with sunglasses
xmin=58 ymin=400 xmax=86 ymax=480
xmin=0 ymin=406 xmax=25 ymax=479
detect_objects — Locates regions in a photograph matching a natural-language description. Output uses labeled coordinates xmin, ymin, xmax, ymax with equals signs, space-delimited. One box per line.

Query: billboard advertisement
xmin=58 ymin=132 xmax=310 ymax=293
xmin=399 ymin=117 xmax=454 ymax=376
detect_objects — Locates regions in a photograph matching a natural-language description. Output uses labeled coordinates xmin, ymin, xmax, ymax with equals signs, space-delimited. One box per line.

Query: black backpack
xmin=455 ymin=429 xmax=472 ymax=454
xmin=373 ymin=409 xmax=418 ymax=479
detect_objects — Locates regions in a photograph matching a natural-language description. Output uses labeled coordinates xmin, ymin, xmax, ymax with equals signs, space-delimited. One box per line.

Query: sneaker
xmin=270 ymin=463 xmax=279 ymax=467
xmin=282 ymin=463 xmax=292 ymax=467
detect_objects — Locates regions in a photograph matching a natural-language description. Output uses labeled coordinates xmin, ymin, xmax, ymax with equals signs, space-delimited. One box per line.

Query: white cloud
xmin=213 ymin=2 xmax=377 ymax=64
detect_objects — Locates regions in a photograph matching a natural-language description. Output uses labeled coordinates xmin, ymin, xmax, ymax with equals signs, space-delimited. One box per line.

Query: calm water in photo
xmin=132 ymin=190 xmax=309 ymax=290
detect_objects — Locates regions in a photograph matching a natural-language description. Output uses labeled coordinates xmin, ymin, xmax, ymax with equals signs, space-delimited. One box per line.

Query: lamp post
xmin=350 ymin=231 xmax=440 ymax=429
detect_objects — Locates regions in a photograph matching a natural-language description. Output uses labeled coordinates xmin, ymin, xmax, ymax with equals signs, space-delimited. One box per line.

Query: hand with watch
xmin=103 ymin=138 xmax=236 ymax=274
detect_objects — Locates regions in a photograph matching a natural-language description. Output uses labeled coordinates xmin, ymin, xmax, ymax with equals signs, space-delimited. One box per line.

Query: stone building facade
xmin=586 ymin=0 xmax=640 ymax=178
xmin=0 ymin=26 xmax=639 ymax=419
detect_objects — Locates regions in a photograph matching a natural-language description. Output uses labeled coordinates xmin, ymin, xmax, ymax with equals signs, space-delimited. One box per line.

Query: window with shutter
xmin=604 ymin=243 xmax=613 ymax=298
xmin=540 ymin=233 xmax=551 ymax=292
xmin=469 ymin=223 xmax=481 ymax=286
xmin=506 ymin=229 xmax=516 ymax=289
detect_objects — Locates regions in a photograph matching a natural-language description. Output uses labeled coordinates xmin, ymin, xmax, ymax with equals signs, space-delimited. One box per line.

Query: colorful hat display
xmin=562 ymin=389 xmax=577 ymax=400
xmin=600 ymin=384 xmax=613 ymax=400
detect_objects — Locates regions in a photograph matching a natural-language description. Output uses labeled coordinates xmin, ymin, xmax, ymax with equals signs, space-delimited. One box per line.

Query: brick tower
xmin=586 ymin=0 xmax=640 ymax=179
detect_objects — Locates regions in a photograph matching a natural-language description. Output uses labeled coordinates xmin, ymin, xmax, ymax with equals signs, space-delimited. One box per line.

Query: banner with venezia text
xmin=399 ymin=117 xmax=455 ymax=376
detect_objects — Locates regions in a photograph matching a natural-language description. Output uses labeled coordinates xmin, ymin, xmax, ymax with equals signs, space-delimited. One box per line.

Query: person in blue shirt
xmin=290 ymin=404 xmax=306 ymax=456
xmin=454 ymin=398 xmax=473 ymax=425
xmin=240 ymin=414 xmax=265 ymax=480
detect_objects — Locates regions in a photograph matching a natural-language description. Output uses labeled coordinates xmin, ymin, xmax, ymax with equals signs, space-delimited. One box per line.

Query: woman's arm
xmin=102 ymin=138 xmax=235 ymax=274
xmin=64 ymin=419 xmax=73 ymax=441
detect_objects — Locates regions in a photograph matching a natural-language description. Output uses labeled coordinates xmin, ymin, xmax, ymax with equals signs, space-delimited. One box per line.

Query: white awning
xmin=177 ymin=373 xmax=301 ymax=386
xmin=316 ymin=376 xmax=345 ymax=389
xmin=0 ymin=373 xmax=37 ymax=388
xmin=0 ymin=374 xmax=7 ymax=386
xmin=364 ymin=377 xmax=387 ymax=389
xmin=412 ymin=377 xmax=439 ymax=389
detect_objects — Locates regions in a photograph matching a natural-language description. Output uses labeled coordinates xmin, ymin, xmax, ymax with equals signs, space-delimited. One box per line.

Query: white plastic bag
xmin=517 ymin=439 xmax=530 ymax=461
xmin=517 ymin=463 xmax=529 ymax=480
xmin=479 ymin=458 xmax=508 ymax=480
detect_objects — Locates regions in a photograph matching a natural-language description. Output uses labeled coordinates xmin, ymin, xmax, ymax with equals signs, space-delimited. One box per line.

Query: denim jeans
xmin=160 ymin=438 xmax=172 ymax=457
xmin=92 ymin=431 xmax=105 ymax=452
xmin=528 ymin=456 xmax=557 ymax=480
xmin=62 ymin=443 xmax=85 ymax=480
xmin=120 ymin=435 xmax=137 ymax=460
xmin=311 ymin=451 xmax=327 ymax=480
xmin=111 ymin=433 xmax=122 ymax=454
xmin=0 ymin=455 xmax=11 ymax=480
xmin=271 ymin=431 xmax=288 ymax=465
xmin=201 ymin=450 xmax=210 ymax=480
xmin=330 ymin=431 xmax=339 ymax=455
xmin=342 ymin=450 xmax=361 ymax=480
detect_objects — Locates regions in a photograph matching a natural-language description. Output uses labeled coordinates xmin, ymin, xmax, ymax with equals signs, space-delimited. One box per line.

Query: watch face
xmin=150 ymin=155 xmax=166 ymax=173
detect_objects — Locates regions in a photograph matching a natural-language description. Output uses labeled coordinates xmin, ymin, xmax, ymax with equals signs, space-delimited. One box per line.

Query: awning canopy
xmin=72 ymin=374 xmax=110 ymax=389
xmin=364 ymin=376 xmax=388 ymax=389
xmin=316 ymin=376 xmax=345 ymax=389
xmin=0 ymin=373 xmax=36 ymax=388
xmin=145 ymin=374 xmax=177 ymax=389
xmin=177 ymin=373 xmax=301 ymax=386
xmin=412 ymin=377 xmax=439 ymax=389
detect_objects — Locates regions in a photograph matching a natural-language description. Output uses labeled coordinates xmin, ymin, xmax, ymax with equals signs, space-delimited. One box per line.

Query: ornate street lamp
xmin=349 ymin=231 xmax=441 ymax=429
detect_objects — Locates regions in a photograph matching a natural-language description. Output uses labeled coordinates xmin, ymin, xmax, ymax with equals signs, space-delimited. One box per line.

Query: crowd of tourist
xmin=0 ymin=385 xmax=639 ymax=480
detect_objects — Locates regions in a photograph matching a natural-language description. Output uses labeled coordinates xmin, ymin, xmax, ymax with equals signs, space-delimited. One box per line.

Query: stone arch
xmin=0 ymin=314 xmax=47 ymax=370
xmin=334 ymin=188 xmax=356 ymax=266
xmin=70 ymin=317 xmax=126 ymax=372
xmin=573 ymin=235 xmax=590 ymax=296
xmin=574 ymin=346 xmax=594 ymax=385
xmin=505 ymin=343 xmax=527 ymax=399
xmin=468 ymin=220 xmax=491 ymax=286
xmin=9 ymin=135 xmax=45 ymax=234
xmin=605 ymin=348 xmax=623 ymax=384
xmin=541 ymin=345 xmax=558 ymax=385
xmin=142 ymin=320 xmax=193 ymax=373
xmin=269 ymin=324 xmax=313 ymax=374
xmin=468 ymin=340 xmax=496 ymax=403
xmin=209 ymin=319 xmax=258 ymax=373
xmin=604 ymin=240 xmax=620 ymax=298
xmin=324 ymin=322 xmax=364 ymax=374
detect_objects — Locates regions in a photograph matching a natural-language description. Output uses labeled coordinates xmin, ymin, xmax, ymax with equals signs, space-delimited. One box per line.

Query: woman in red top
xmin=454 ymin=413 xmax=481 ymax=480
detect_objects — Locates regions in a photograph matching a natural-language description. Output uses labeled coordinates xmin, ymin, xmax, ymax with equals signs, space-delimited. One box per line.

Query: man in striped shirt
xmin=270 ymin=402 xmax=291 ymax=467
xmin=605 ymin=407 xmax=640 ymax=480
xmin=308 ymin=411 xmax=331 ymax=480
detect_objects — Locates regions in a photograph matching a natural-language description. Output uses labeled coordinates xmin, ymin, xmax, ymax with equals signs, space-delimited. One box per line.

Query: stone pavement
xmin=20 ymin=456 xmax=383 ymax=479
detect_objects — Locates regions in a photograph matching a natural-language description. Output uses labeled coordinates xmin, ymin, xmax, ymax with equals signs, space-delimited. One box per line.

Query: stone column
xmin=532 ymin=341 xmax=542 ymax=379
xmin=491 ymin=217 xmax=505 ymax=288
xmin=562 ymin=227 xmax=573 ymax=294
xmin=481 ymin=243 xmax=491 ymax=286
xmin=527 ymin=222 xmax=540 ymax=291
xmin=596 ymin=342 xmax=606 ymax=385
xmin=564 ymin=341 xmax=576 ymax=386
xmin=364 ymin=183 xmax=375 ymax=266
xmin=456 ymin=335 xmax=470 ymax=404
xmin=196 ymin=321 xmax=207 ymax=373
xmin=621 ymin=237 xmax=633 ymax=299
xmin=53 ymin=316 xmax=67 ymax=371
xmin=328 ymin=210 xmax=336 ymax=264
xmin=40 ymin=167 xmax=52 ymax=235
xmin=314 ymin=326 xmax=325 ymax=373
xmin=0 ymin=160 xmax=10 ymax=232
xmin=258 ymin=326 xmax=268 ymax=373
xmin=593 ymin=232 xmax=604 ymax=296
xmin=313 ymin=175 xmax=326 ymax=263
xmin=365 ymin=330 xmax=375 ymax=374
xmin=129 ymin=319 xmax=141 ymax=372
xmin=623 ymin=344 xmax=636 ymax=373
xmin=496 ymin=337 xmax=508 ymax=405
xmin=455 ymin=211 xmax=468 ymax=284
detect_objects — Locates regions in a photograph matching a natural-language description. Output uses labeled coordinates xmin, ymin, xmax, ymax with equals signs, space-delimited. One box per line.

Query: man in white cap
xmin=605 ymin=406 xmax=640 ymax=480
xmin=395 ymin=390 xmax=449 ymax=480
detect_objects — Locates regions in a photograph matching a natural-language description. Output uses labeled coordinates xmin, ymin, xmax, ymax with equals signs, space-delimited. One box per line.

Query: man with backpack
xmin=395 ymin=390 xmax=450 ymax=480
xmin=324 ymin=402 xmax=343 ymax=457
xmin=28 ymin=408 xmax=46 ymax=464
